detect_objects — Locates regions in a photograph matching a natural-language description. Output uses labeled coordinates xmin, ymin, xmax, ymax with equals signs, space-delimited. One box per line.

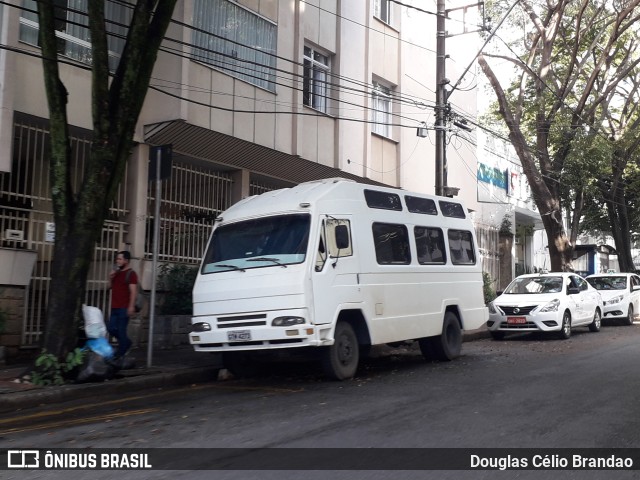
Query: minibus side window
xmin=448 ymin=229 xmax=476 ymax=265
xmin=326 ymin=219 xmax=352 ymax=257
xmin=372 ymin=223 xmax=411 ymax=264
xmin=316 ymin=219 xmax=353 ymax=271
xmin=315 ymin=225 xmax=327 ymax=271
xmin=415 ymin=226 xmax=446 ymax=264
xmin=439 ymin=200 xmax=466 ymax=218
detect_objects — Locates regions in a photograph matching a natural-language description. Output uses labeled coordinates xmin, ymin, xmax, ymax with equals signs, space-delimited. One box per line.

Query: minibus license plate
xmin=507 ymin=316 xmax=526 ymax=324
xmin=228 ymin=330 xmax=252 ymax=342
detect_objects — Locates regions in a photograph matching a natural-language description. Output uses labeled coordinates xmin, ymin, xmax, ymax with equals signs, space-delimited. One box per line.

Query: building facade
xmin=0 ymin=0 xmax=534 ymax=355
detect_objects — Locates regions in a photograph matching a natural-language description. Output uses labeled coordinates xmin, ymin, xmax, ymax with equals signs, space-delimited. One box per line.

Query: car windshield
xmin=504 ymin=276 xmax=564 ymax=294
xmin=201 ymin=214 xmax=311 ymax=273
xmin=586 ymin=276 xmax=627 ymax=291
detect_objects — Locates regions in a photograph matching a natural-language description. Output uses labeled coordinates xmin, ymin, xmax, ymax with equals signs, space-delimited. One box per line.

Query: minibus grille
xmin=217 ymin=314 xmax=268 ymax=328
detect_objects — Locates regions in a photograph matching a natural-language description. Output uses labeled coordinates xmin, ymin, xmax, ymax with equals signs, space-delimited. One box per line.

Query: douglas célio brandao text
xmin=470 ymin=454 xmax=634 ymax=470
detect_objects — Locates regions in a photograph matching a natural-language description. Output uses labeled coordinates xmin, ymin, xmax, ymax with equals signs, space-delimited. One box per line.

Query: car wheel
xmin=490 ymin=331 xmax=505 ymax=340
xmin=588 ymin=309 xmax=601 ymax=332
xmin=625 ymin=304 xmax=634 ymax=326
xmin=419 ymin=311 xmax=462 ymax=361
xmin=557 ymin=311 xmax=572 ymax=340
xmin=321 ymin=321 xmax=359 ymax=380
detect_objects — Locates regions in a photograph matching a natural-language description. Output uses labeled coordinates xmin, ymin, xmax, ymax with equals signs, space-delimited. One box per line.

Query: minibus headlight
xmin=191 ymin=322 xmax=211 ymax=332
xmin=272 ymin=316 xmax=305 ymax=327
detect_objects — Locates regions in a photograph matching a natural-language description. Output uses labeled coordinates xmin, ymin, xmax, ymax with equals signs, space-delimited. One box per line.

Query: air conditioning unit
xmin=4 ymin=229 xmax=24 ymax=241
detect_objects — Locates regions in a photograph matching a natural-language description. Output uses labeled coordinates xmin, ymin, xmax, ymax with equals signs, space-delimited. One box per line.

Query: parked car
xmin=487 ymin=272 xmax=603 ymax=340
xmin=585 ymin=273 xmax=640 ymax=325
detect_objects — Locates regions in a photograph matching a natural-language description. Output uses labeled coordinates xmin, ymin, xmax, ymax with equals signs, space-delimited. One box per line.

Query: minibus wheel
xmin=418 ymin=311 xmax=461 ymax=361
xmin=321 ymin=321 xmax=359 ymax=380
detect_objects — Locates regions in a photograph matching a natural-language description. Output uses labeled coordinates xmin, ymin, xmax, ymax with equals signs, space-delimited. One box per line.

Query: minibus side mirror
xmin=335 ymin=225 xmax=350 ymax=250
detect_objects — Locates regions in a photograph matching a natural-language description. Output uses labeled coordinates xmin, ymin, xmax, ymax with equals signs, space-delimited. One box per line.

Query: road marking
xmin=0 ymin=408 xmax=160 ymax=436
xmin=1 ymin=383 xmax=303 ymax=427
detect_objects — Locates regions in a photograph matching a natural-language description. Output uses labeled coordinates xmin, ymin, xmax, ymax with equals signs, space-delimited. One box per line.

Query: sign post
xmin=147 ymin=144 xmax=172 ymax=368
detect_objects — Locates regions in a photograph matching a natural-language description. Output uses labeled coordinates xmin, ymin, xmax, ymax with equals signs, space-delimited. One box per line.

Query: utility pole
xmin=435 ymin=0 xmax=447 ymax=197
xmin=434 ymin=1 xmax=486 ymax=197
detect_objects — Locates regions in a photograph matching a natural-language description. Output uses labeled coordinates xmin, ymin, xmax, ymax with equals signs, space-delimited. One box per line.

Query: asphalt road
xmin=4 ymin=320 xmax=640 ymax=480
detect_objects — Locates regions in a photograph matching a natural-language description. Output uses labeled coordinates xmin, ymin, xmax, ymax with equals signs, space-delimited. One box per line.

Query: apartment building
xmin=0 ymin=0 xmax=530 ymax=355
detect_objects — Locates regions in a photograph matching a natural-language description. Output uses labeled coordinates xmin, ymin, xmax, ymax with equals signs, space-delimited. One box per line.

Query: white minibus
xmin=189 ymin=178 xmax=488 ymax=379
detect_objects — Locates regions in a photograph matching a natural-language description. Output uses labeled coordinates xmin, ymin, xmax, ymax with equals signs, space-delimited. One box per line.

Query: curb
xmin=0 ymin=331 xmax=491 ymax=415
xmin=0 ymin=365 xmax=220 ymax=415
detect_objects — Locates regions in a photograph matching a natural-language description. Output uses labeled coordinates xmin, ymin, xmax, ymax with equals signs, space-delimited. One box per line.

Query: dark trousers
xmin=108 ymin=308 xmax=132 ymax=357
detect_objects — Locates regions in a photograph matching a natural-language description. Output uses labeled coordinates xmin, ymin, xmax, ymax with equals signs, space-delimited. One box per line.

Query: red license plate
xmin=507 ymin=316 xmax=527 ymax=324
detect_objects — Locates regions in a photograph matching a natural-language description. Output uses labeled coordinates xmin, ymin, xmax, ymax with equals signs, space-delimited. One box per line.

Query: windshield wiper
xmin=215 ymin=264 xmax=246 ymax=272
xmin=247 ymin=257 xmax=287 ymax=268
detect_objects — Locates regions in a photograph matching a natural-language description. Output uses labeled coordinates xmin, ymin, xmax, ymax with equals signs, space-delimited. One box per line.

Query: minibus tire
xmin=321 ymin=321 xmax=359 ymax=380
xmin=418 ymin=311 xmax=461 ymax=361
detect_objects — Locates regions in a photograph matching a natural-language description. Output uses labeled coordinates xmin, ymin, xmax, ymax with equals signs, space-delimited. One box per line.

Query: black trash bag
xmin=107 ymin=355 xmax=136 ymax=370
xmin=76 ymin=351 xmax=119 ymax=383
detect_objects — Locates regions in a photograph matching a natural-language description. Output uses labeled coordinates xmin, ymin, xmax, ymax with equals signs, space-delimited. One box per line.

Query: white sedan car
xmin=586 ymin=273 xmax=640 ymax=325
xmin=487 ymin=273 xmax=603 ymax=340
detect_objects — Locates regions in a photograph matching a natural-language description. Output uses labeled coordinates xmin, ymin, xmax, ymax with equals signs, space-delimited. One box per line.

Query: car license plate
xmin=507 ymin=316 xmax=527 ymax=324
xmin=227 ymin=330 xmax=252 ymax=342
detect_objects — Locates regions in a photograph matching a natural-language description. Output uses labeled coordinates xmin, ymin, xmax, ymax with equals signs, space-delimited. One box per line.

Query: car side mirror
xmin=567 ymin=286 xmax=581 ymax=295
xmin=633 ymin=285 xmax=640 ymax=292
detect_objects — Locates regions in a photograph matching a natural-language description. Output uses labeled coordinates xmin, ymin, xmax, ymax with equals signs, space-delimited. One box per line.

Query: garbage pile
xmin=76 ymin=305 xmax=135 ymax=383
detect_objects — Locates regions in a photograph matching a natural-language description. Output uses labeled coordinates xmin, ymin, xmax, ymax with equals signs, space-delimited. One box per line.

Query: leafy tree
xmin=36 ymin=1 xmax=177 ymax=362
xmin=479 ymin=0 xmax=640 ymax=271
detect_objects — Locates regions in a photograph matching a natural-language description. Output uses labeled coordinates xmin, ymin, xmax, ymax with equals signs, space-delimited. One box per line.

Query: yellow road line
xmin=0 ymin=408 xmax=160 ymax=436
xmin=1 ymin=382 xmax=303 ymax=426
xmin=0 ymin=384 xmax=215 ymax=425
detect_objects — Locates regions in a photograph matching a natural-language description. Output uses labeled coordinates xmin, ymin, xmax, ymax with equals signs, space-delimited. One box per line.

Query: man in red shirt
xmin=108 ymin=251 xmax=138 ymax=359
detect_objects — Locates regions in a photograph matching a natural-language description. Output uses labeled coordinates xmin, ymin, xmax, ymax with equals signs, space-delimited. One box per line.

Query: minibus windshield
xmin=202 ymin=214 xmax=311 ymax=273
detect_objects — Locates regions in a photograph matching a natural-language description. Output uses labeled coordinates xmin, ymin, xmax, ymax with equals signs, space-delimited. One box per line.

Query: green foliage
xmin=499 ymin=215 xmax=513 ymax=236
xmin=31 ymin=348 xmax=86 ymax=386
xmin=483 ymin=272 xmax=497 ymax=305
xmin=158 ymin=263 xmax=198 ymax=315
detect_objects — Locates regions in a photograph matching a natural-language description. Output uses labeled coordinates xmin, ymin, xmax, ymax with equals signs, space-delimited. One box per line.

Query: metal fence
xmin=145 ymin=162 xmax=233 ymax=264
xmin=476 ymin=225 xmax=501 ymax=293
xmin=0 ymin=115 xmax=129 ymax=347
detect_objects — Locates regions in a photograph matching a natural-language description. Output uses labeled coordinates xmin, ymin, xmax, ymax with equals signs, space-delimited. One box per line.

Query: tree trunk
xmin=34 ymin=1 xmax=177 ymax=364
xmin=479 ymin=55 xmax=574 ymax=272
xmin=43 ymin=225 xmax=103 ymax=355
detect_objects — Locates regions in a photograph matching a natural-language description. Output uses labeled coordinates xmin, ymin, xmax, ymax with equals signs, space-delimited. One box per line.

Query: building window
xmin=372 ymin=81 xmax=392 ymax=137
xmin=192 ymin=0 xmax=277 ymax=92
xmin=303 ymin=46 xmax=330 ymax=113
xmin=374 ymin=0 xmax=391 ymax=24
xmin=19 ymin=0 xmax=131 ymax=71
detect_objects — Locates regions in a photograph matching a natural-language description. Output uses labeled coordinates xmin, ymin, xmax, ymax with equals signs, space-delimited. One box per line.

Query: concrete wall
xmin=0 ymin=286 xmax=26 ymax=361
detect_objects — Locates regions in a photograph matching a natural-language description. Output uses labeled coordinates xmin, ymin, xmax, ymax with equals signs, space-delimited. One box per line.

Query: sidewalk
xmin=0 ymin=328 xmax=489 ymax=415
xmin=0 ymin=345 xmax=223 ymax=415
